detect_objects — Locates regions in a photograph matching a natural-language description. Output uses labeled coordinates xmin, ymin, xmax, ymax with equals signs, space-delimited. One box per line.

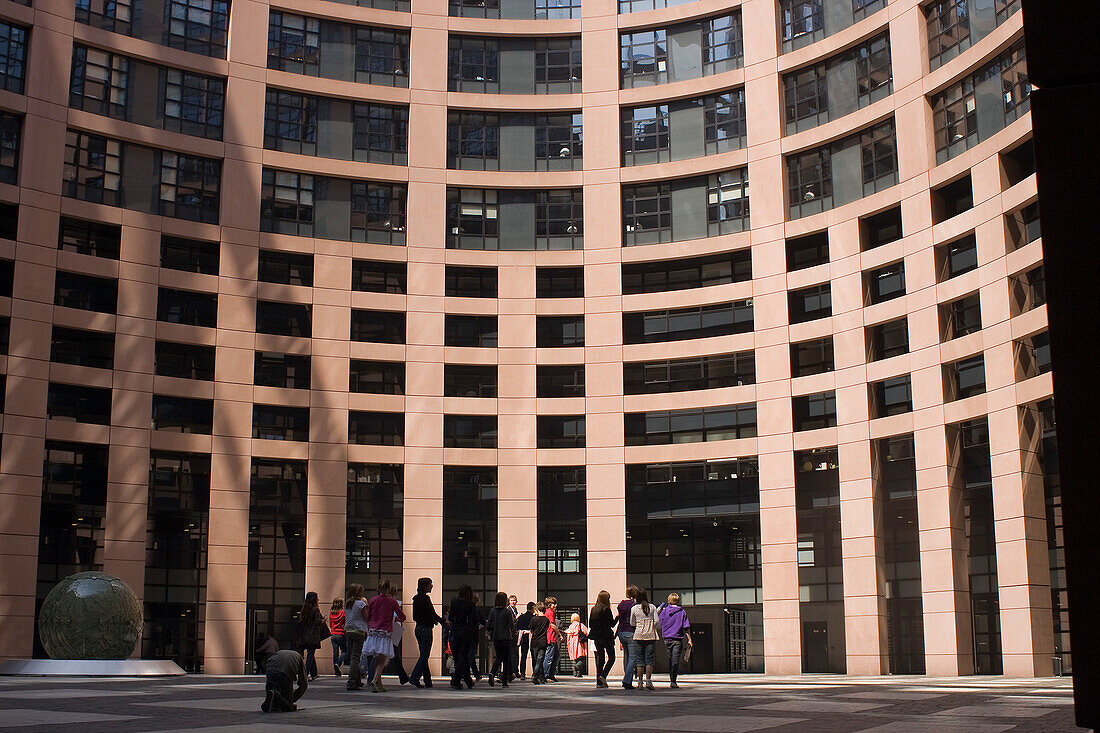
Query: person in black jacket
xmin=448 ymin=584 xmax=478 ymax=690
xmin=588 ymin=590 xmax=616 ymax=688
xmin=515 ymin=601 xmax=534 ymax=680
xmin=293 ymin=592 xmax=325 ymax=681
xmin=409 ymin=577 xmax=448 ymax=689
xmin=486 ymin=592 xmax=517 ymax=687
xmin=527 ymin=602 xmax=551 ymax=684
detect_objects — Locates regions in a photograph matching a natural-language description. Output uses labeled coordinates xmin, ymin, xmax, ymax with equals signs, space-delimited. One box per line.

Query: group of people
xmin=259 ymin=580 xmax=694 ymax=713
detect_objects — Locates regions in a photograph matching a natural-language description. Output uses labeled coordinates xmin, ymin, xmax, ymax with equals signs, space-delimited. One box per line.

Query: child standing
xmin=328 ymin=597 xmax=347 ymax=677
xmin=565 ymin=612 xmax=590 ymax=678
xmin=527 ymin=602 xmax=551 ymax=684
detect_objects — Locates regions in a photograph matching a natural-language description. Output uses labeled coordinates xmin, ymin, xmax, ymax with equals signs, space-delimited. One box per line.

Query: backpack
xmin=577 ymin=628 xmax=588 ymax=644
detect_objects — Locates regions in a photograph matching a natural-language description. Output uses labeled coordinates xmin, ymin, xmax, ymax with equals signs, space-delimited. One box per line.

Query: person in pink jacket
xmin=363 ymin=579 xmax=406 ymax=693
xmin=565 ymin=612 xmax=590 ymax=678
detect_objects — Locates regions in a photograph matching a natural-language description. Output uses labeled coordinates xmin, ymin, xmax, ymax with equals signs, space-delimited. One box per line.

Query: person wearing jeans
xmin=408 ymin=577 xmax=447 ymax=688
xmin=343 ymin=583 xmax=368 ymax=691
xmin=542 ymin=597 xmax=561 ymax=681
xmin=328 ymin=597 xmax=347 ymax=677
xmin=615 ymin=585 xmax=638 ymax=688
xmin=657 ymin=592 xmax=692 ymax=688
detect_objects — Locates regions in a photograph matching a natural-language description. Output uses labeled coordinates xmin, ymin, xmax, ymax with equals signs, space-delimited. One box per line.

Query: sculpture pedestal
xmin=0 ymin=659 xmax=186 ymax=676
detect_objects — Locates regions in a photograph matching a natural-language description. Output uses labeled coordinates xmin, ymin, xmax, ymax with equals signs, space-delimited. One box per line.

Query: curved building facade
xmin=0 ymin=0 xmax=1064 ymax=677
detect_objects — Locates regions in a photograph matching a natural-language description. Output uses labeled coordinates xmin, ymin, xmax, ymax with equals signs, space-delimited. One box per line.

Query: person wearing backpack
xmin=628 ymin=588 xmax=661 ymax=690
xmin=565 ymin=612 xmax=590 ymax=677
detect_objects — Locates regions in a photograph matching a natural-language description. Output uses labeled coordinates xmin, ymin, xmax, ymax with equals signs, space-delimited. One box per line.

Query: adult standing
xmin=363 ymin=579 xmax=405 ymax=692
xmin=294 ymin=592 xmax=326 ymax=681
xmin=448 ymin=584 xmax=478 ymax=689
xmin=542 ymin=596 xmax=561 ymax=682
xmin=507 ymin=594 xmax=520 ymax=681
xmin=409 ymin=577 xmax=447 ymax=688
xmin=588 ymin=590 xmax=616 ymax=688
xmin=515 ymin=601 xmax=534 ymax=680
xmin=344 ymin=584 xmax=368 ymax=691
xmin=328 ymin=597 xmax=347 ymax=677
xmin=629 ymin=588 xmax=661 ymax=690
xmin=615 ymin=585 xmax=639 ymax=689
xmin=657 ymin=593 xmax=692 ymax=688
xmin=486 ymin=592 xmax=517 ymax=687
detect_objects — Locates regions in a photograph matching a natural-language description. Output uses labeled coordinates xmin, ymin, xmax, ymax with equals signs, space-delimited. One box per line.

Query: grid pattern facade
xmin=0 ymin=0 xmax=1057 ymax=680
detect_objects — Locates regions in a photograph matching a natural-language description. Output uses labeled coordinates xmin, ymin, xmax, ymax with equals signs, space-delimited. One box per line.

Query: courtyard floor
xmin=0 ymin=672 xmax=1077 ymax=732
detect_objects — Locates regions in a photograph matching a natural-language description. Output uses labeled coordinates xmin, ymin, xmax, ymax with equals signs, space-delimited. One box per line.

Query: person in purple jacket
xmin=657 ymin=593 xmax=693 ymax=688
xmin=615 ymin=585 xmax=638 ymax=689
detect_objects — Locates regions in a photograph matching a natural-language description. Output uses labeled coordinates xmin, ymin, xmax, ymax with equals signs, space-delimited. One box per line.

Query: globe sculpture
xmin=38 ymin=571 xmax=144 ymax=660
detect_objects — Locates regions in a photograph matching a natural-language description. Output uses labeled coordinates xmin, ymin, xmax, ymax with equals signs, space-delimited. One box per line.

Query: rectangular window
xmin=0 ymin=20 xmax=28 ymax=94
xmin=55 ymin=271 xmax=117 ymax=313
xmin=446 ymin=112 xmax=499 ymax=170
xmin=1015 ymin=331 xmax=1050 ymax=379
xmin=252 ymin=405 xmax=309 ymax=441
xmin=1010 ymin=264 xmax=1046 ymax=314
xmin=444 ymin=414 xmax=497 ymax=448
xmin=261 ymin=173 xmax=406 ymax=244
xmin=63 ymin=130 xmax=221 ymax=222
xmin=268 ymin=12 xmax=409 ymax=87
xmin=702 ymin=12 xmax=744 ymax=75
xmin=792 ymin=390 xmax=837 ymax=430
xmin=945 ymin=354 xmax=986 ymax=400
xmin=784 ymin=32 xmax=891 ymax=133
xmin=349 ymin=411 xmax=404 ymax=445
xmin=619 ymin=28 xmax=667 ymax=88
xmin=162 ymin=67 xmax=225 ymax=139
xmin=158 ymin=287 xmax=217 ymax=327
xmin=76 ymin=0 xmax=229 ymax=59
xmin=446 ymin=266 xmax=497 ymax=298
xmin=0 ymin=315 xmax=9 ymax=354
xmin=152 ymin=395 xmax=213 ymax=434
xmin=780 ymin=0 xmax=823 ymax=49
xmin=254 ymin=352 xmax=310 ymax=390
xmin=350 ymin=360 xmax=404 ymax=394
xmin=259 ymin=170 xmax=313 ymax=236
xmin=938 ymin=233 xmax=977 ymax=280
xmin=354 ymin=260 xmax=408 ymax=294
xmin=351 ymin=309 xmax=405 ymax=344
xmin=155 ymin=341 xmax=215 ymax=381
xmin=444 ymin=364 xmax=497 ymax=398
xmin=623 ymin=351 xmax=755 ymax=394
xmin=58 ymin=217 xmax=121 ymax=260
xmin=624 ymin=301 xmax=753 ymax=344
xmin=255 ymin=301 xmax=311 ymax=337
xmin=705 ymin=89 xmax=747 ymax=154
xmin=0 ymin=201 xmax=15 ymax=241
xmin=537 ymin=415 xmax=585 ymax=448
xmin=791 ymin=337 xmax=833 ymax=377
xmin=69 ymin=45 xmax=130 ymax=119
xmin=625 ymin=403 xmax=757 ymax=445
xmin=1005 ymin=202 xmax=1041 ymax=250
xmin=926 ymin=0 xmax=970 ymax=67
xmin=707 ymin=169 xmax=750 ymax=235
xmin=622 ymin=182 xmax=672 ymax=244
xmin=51 ymin=327 xmax=115 ymax=370
xmin=536 ymin=316 xmax=584 ymax=347
xmin=449 ymin=0 xmax=501 ymax=18
xmin=789 ymin=283 xmax=831 ymax=323
xmin=932 ymin=174 xmax=973 ymax=223
xmin=537 ymin=466 xmax=586 ymax=605
xmin=534 ymin=37 xmax=582 ymax=94
xmin=263 ymin=90 xmax=408 ymax=165
xmin=622 ymin=104 xmax=670 ymax=165
xmin=537 ymin=364 xmax=585 ymax=398
xmin=161 ymin=236 xmax=219 ymax=275
xmin=866 ymin=261 xmax=906 ymax=304
xmin=932 ymin=41 xmax=1030 ymax=164
xmin=536 ymin=267 xmax=583 ymax=298
xmin=870 ymin=375 xmax=913 ymax=417
xmin=346 ymin=463 xmax=404 ymax=596
xmin=786 ymin=231 xmax=829 ymax=272
xmin=0 ymin=258 xmax=10 ymax=297
xmin=622 ymin=250 xmax=751 ymax=294
xmin=535 ymin=189 xmax=584 ymax=248
xmin=444 ymin=314 xmax=497 ymax=347
xmin=942 ymin=293 xmax=982 ymax=340
xmin=861 ymin=205 xmax=903 ymax=250
xmin=442 ymin=467 xmax=497 ymax=600
xmin=0 ymin=111 xmax=20 ymax=185
xmin=868 ymin=317 xmax=908 ymax=361
xmin=258 ymin=250 xmax=314 ymax=287
xmin=447 ymin=36 xmax=499 ymax=92
xmin=787 ymin=118 xmax=897 ymax=218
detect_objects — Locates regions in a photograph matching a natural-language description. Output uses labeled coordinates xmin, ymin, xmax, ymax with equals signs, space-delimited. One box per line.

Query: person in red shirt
xmin=542 ymin=596 xmax=561 ymax=682
xmin=329 ymin=597 xmax=347 ymax=677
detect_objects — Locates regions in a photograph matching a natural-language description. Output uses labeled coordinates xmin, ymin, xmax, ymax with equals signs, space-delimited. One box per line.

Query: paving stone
xmin=934 ymin=704 xmax=1056 ymax=718
xmin=747 ymin=700 xmax=888 ymax=713
xmin=604 ymin=714 xmax=805 ymax=731
xmin=374 ymin=705 xmax=580 ymax=721
xmin=0 ymin=709 xmax=143 ymax=728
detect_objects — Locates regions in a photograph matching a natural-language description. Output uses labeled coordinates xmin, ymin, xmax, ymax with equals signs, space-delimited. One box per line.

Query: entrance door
xmin=686 ymin=623 xmax=712 ymax=673
xmin=802 ymin=620 xmax=829 ymax=673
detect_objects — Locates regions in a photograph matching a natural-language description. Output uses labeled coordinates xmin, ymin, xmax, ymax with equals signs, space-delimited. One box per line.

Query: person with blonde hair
xmin=362 ymin=578 xmax=406 ymax=692
xmin=588 ymin=590 xmax=616 ymax=688
xmin=657 ymin=592 xmax=692 ymax=688
xmin=344 ymin=584 xmax=368 ymax=691
xmin=565 ymin=611 xmax=590 ymax=677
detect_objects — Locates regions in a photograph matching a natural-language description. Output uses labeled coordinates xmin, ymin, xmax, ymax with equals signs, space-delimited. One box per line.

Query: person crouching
xmin=261 ymin=649 xmax=308 ymax=712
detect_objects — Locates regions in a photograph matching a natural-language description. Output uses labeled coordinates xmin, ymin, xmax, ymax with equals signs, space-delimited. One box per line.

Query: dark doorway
xmin=802 ymin=620 xmax=829 ymax=673
xmin=686 ymin=622 xmax=712 ymax=673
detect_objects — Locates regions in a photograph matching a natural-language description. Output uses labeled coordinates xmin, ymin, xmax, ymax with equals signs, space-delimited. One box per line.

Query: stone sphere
xmin=38 ymin=572 xmax=144 ymax=660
